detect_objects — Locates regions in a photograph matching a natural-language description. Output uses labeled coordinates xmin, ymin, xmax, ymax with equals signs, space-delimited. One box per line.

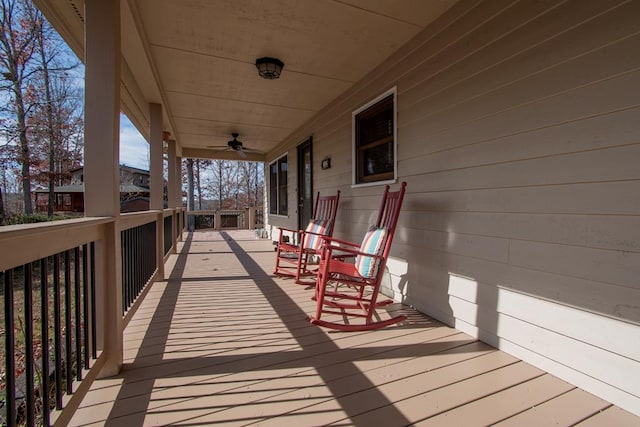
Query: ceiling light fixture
xmin=255 ymin=57 xmax=284 ymax=79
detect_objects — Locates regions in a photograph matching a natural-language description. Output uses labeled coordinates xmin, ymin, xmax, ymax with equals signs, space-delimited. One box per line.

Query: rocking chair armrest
xmin=276 ymin=226 xmax=304 ymax=243
xmin=318 ymin=235 xmax=360 ymax=249
xmin=323 ymin=243 xmax=384 ymax=260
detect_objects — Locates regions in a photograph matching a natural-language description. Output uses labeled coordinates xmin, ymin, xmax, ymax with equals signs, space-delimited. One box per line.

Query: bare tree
xmin=0 ymin=180 xmax=5 ymax=224
xmin=31 ymin=8 xmax=82 ymax=216
xmin=0 ymin=0 xmax=41 ymax=214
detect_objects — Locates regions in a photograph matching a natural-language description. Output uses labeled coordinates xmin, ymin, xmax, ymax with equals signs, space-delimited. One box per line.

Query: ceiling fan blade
xmin=237 ymin=149 xmax=247 ymax=158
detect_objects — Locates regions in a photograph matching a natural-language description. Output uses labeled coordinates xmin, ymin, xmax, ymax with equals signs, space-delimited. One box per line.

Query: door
xmin=297 ymin=137 xmax=313 ymax=229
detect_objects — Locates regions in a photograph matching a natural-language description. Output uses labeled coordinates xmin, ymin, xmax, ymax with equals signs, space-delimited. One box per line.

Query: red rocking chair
xmin=274 ymin=191 xmax=340 ymax=284
xmin=310 ymin=182 xmax=407 ymax=331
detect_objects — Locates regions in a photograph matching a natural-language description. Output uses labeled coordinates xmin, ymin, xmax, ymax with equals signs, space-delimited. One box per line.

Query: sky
xmin=119 ymin=114 xmax=150 ymax=170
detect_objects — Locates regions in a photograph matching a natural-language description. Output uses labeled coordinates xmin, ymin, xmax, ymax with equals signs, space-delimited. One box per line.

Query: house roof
xmin=35 ymin=184 xmax=150 ymax=194
xmin=70 ymin=165 xmax=150 ymax=175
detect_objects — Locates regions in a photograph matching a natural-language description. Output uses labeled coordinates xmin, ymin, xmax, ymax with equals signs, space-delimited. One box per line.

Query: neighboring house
xmin=35 ymin=165 xmax=154 ymax=213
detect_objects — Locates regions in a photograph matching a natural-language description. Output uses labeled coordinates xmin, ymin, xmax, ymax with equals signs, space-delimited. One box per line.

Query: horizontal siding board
xmin=401 ymin=70 xmax=640 ymax=159
xmin=450 ymin=297 xmax=640 ymax=398
xmin=400 ymin=0 xmax=640 ymax=121
xmin=448 ymin=283 xmax=640 ymax=361
xmin=402 ymin=144 xmax=640 ymax=192
xmin=497 ymin=312 xmax=640 ymax=397
xmin=399 ymin=0 xmax=564 ymax=94
xmin=486 ymin=333 xmax=640 ymax=417
xmin=400 ymin=228 xmax=510 ymax=263
xmin=398 ymin=211 xmax=640 ymax=253
xmin=402 ymin=181 xmax=640 ymax=215
xmin=509 ymin=240 xmax=640 ymax=289
xmin=497 ymin=289 xmax=640 ymax=361
xmin=403 ymin=31 xmax=640 ymax=132
xmin=451 ymin=254 xmax=640 ymax=324
xmin=400 ymin=107 xmax=640 ymax=177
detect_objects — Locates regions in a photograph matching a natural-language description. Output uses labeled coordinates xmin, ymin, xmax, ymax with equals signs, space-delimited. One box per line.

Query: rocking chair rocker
xmin=274 ymin=191 xmax=340 ymax=284
xmin=310 ymin=182 xmax=407 ymax=331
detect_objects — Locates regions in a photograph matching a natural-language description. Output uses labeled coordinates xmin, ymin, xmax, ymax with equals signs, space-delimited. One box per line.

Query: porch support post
xmin=175 ymin=156 xmax=183 ymax=240
xmin=167 ymin=140 xmax=177 ymax=209
xmin=149 ymin=103 xmax=166 ymax=275
xmin=167 ymin=140 xmax=178 ymax=250
xmin=83 ymin=0 xmax=122 ymax=377
xmin=149 ymin=103 xmax=163 ymax=211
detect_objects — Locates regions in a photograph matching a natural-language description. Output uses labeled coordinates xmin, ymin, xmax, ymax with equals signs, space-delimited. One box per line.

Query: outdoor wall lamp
xmin=255 ymin=57 xmax=284 ymax=79
xmin=321 ymin=157 xmax=331 ymax=170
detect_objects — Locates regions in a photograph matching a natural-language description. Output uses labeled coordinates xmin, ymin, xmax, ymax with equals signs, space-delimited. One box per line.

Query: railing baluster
xmin=24 ymin=263 xmax=35 ymax=426
xmin=40 ymin=258 xmax=50 ymax=426
xmin=136 ymin=226 xmax=141 ymax=296
xmin=82 ymin=245 xmax=90 ymax=369
xmin=64 ymin=250 xmax=73 ymax=394
xmin=53 ymin=253 xmax=62 ymax=409
xmin=4 ymin=269 xmax=16 ymax=427
xmin=90 ymin=243 xmax=97 ymax=359
xmin=74 ymin=247 xmax=82 ymax=381
xmin=121 ymin=229 xmax=126 ymax=313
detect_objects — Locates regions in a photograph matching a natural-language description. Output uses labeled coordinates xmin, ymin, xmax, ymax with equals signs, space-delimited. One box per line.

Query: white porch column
xmin=175 ymin=155 xmax=183 ymax=239
xmin=167 ymin=140 xmax=178 ymax=209
xmin=175 ymin=156 xmax=182 ymax=208
xmin=84 ymin=0 xmax=122 ymax=377
xmin=149 ymin=103 xmax=166 ymax=275
xmin=167 ymin=140 xmax=178 ymax=252
xmin=149 ymin=103 xmax=164 ymax=211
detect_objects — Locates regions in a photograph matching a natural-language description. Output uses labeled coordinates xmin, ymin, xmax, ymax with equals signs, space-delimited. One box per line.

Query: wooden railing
xmin=186 ymin=207 xmax=262 ymax=231
xmin=0 ymin=208 xmax=185 ymax=426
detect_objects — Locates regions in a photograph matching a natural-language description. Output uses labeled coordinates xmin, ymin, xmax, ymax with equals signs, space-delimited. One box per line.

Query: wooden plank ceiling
xmin=34 ymin=0 xmax=457 ymax=160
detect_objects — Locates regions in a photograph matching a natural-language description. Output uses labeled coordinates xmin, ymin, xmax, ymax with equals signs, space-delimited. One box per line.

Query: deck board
xmin=68 ymin=230 xmax=639 ymax=426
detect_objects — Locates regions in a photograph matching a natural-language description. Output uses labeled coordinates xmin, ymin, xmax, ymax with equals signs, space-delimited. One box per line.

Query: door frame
xmin=297 ymin=136 xmax=313 ymax=229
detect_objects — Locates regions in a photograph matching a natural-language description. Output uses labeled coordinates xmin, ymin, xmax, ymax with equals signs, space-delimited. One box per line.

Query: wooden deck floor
xmin=69 ymin=230 xmax=639 ymax=426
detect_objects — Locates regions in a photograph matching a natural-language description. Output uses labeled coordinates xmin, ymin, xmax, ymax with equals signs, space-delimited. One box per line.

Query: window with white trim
xmin=269 ymin=155 xmax=288 ymax=215
xmin=353 ymin=87 xmax=397 ymax=185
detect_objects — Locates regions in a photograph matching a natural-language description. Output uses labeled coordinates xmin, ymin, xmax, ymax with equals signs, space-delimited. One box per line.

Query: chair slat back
xmin=374 ymin=182 xmax=407 ymax=262
xmin=311 ymin=191 xmax=341 ymax=235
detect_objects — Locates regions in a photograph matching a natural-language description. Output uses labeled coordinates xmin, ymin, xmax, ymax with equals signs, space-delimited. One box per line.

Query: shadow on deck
xmin=68 ymin=230 xmax=638 ymax=426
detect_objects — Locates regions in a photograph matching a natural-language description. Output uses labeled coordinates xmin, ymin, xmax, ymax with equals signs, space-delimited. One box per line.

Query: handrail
xmin=120 ymin=210 xmax=161 ymax=230
xmin=0 ymin=209 xmax=183 ymax=426
xmin=0 ymin=217 xmax=111 ymax=271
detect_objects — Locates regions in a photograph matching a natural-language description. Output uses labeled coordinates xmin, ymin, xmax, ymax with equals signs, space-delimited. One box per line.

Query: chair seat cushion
xmin=303 ymin=219 xmax=331 ymax=250
xmin=355 ymin=226 xmax=387 ymax=278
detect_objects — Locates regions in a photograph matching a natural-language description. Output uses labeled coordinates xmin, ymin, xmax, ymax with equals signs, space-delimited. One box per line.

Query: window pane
xmin=270 ymin=156 xmax=288 ymax=215
xmin=269 ymin=162 xmax=278 ymax=214
xmin=354 ymin=92 xmax=395 ymax=184
xmin=359 ymin=104 xmax=393 ymax=147
xmin=278 ymin=157 xmax=288 ymax=215
xmin=363 ymin=142 xmax=394 ymax=177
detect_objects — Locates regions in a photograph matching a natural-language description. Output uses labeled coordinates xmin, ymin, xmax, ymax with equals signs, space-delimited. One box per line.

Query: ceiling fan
xmin=208 ymin=133 xmax=262 ymax=158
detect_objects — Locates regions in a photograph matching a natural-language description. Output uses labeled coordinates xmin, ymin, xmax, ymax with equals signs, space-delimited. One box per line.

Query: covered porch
xmin=2 ymin=0 xmax=639 ymax=424
xmin=67 ymin=230 xmax=634 ymax=426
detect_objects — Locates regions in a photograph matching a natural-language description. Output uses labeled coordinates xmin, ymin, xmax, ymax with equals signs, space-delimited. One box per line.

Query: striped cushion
xmin=302 ymin=219 xmax=331 ymax=250
xmin=355 ymin=226 xmax=387 ymax=278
